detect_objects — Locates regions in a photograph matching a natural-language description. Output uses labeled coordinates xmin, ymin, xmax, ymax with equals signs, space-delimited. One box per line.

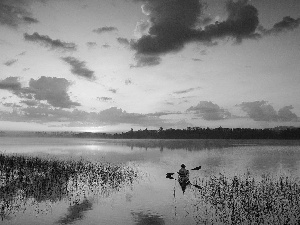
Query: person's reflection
xmin=131 ymin=211 xmax=165 ymax=225
xmin=57 ymin=199 xmax=93 ymax=224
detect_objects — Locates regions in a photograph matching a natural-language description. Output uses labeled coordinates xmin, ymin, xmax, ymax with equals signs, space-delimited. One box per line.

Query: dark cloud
xmin=131 ymin=0 xmax=300 ymax=66
xmin=24 ymin=32 xmax=77 ymax=51
xmin=173 ymin=87 xmax=200 ymax=94
xmin=187 ymin=101 xmax=231 ymax=120
xmin=131 ymin=54 xmax=161 ymax=67
xmin=27 ymin=76 xmax=81 ymax=108
xmin=237 ymin=101 xmax=298 ymax=122
xmin=0 ymin=77 xmax=22 ymax=91
xmin=93 ymin=26 xmax=118 ymax=34
xmin=61 ymin=57 xmax=95 ymax=80
xmin=0 ymin=1 xmax=39 ymax=28
xmin=22 ymin=16 xmax=39 ymax=24
xmin=117 ymin=37 xmax=130 ymax=45
xmin=3 ymin=59 xmax=18 ymax=66
xmin=0 ymin=76 xmax=80 ymax=108
xmin=97 ymin=97 xmax=113 ymax=102
xmin=261 ymin=16 xmax=300 ymax=35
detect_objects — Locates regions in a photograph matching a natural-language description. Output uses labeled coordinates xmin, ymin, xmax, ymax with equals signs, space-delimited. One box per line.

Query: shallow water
xmin=1 ymin=137 xmax=300 ymax=225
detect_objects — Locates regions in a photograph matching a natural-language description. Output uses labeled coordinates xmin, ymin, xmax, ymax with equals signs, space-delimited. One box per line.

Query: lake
xmin=1 ymin=137 xmax=300 ymax=225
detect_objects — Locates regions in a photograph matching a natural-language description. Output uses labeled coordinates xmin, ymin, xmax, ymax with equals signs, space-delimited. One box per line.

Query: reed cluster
xmin=0 ymin=153 xmax=138 ymax=220
xmin=191 ymin=174 xmax=300 ymax=224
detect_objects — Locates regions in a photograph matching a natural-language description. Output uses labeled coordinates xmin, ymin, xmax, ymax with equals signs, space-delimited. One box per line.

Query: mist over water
xmin=1 ymin=137 xmax=300 ymax=224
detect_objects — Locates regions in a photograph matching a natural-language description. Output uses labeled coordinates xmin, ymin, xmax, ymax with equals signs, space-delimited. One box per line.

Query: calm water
xmin=1 ymin=137 xmax=300 ymax=225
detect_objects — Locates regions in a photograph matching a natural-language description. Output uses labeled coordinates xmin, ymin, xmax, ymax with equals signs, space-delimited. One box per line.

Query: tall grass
xmin=0 ymin=153 xmax=138 ymax=220
xmin=190 ymin=174 xmax=300 ymax=224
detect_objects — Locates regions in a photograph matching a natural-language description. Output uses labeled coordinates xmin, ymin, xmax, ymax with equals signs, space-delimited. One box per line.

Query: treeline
xmin=74 ymin=127 xmax=300 ymax=139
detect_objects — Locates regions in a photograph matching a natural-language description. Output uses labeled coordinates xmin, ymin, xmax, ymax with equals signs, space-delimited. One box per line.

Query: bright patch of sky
xmin=0 ymin=0 xmax=300 ymax=131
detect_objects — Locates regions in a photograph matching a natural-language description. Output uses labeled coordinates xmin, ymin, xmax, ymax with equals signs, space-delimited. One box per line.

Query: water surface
xmin=1 ymin=137 xmax=300 ymax=225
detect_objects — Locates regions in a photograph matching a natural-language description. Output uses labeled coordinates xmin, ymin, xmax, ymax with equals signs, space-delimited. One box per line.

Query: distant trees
xmin=110 ymin=127 xmax=300 ymax=140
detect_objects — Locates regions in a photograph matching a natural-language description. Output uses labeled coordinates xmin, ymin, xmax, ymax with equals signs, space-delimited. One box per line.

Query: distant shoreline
xmin=1 ymin=126 xmax=300 ymax=140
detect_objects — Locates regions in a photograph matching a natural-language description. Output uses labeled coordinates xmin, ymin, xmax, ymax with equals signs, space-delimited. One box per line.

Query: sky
xmin=0 ymin=0 xmax=300 ymax=132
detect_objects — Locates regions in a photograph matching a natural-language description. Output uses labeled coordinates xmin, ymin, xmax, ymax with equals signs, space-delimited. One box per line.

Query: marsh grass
xmin=190 ymin=173 xmax=300 ymax=224
xmin=0 ymin=153 xmax=138 ymax=220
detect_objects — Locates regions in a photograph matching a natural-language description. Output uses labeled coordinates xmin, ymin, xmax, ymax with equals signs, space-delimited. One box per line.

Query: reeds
xmin=190 ymin=173 xmax=300 ymax=224
xmin=0 ymin=153 xmax=138 ymax=220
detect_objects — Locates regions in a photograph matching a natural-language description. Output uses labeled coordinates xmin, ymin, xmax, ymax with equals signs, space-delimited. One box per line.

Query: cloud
xmin=278 ymin=106 xmax=298 ymax=122
xmin=61 ymin=57 xmax=95 ymax=80
xmin=3 ymin=59 xmax=18 ymax=66
xmin=0 ymin=77 xmax=22 ymax=91
xmin=97 ymin=97 xmax=113 ymax=102
xmin=237 ymin=101 xmax=298 ymax=122
xmin=27 ymin=76 xmax=81 ymax=108
xmin=102 ymin=43 xmax=110 ymax=48
xmin=187 ymin=101 xmax=231 ymax=120
xmin=125 ymin=79 xmax=132 ymax=85
xmin=109 ymin=88 xmax=117 ymax=94
xmin=0 ymin=106 xmax=174 ymax=128
xmin=131 ymin=0 xmax=300 ymax=66
xmin=117 ymin=37 xmax=130 ymax=46
xmin=24 ymin=32 xmax=77 ymax=51
xmin=173 ymin=87 xmax=201 ymax=94
xmin=261 ymin=16 xmax=300 ymax=35
xmin=131 ymin=54 xmax=161 ymax=67
xmin=192 ymin=58 xmax=202 ymax=62
xmin=0 ymin=76 xmax=80 ymax=108
xmin=0 ymin=1 xmax=39 ymax=28
xmin=22 ymin=16 xmax=39 ymax=24
xmin=86 ymin=42 xmax=97 ymax=47
xmin=93 ymin=26 xmax=118 ymax=34
xmin=20 ymin=99 xmax=39 ymax=106
xmin=238 ymin=101 xmax=278 ymax=121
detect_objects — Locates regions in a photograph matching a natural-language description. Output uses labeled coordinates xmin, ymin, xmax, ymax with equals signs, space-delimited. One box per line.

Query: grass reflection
xmin=0 ymin=153 xmax=138 ymax=221
xmin=191 ymin=174 xmax=300 ymax=224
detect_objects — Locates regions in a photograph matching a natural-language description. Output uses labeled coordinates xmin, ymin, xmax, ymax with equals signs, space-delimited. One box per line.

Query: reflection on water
xmin=1 ymin=138 xmax=300 ymax=224
xmin=57 ymin=199 xmax=93 ymax=224
xmin=132 ymin=211 xmax=165 ymax=225
xmin=0 ymin=153 xmax=138 ymax=223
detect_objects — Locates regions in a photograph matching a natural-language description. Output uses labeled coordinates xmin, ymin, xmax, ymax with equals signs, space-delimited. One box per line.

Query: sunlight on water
xmin=1 ymin=137 xmax=300 ymax=224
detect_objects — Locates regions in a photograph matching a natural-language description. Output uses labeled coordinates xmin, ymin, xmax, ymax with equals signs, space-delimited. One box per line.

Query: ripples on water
xmin=1 ymin=138 xmax=300 ymax=224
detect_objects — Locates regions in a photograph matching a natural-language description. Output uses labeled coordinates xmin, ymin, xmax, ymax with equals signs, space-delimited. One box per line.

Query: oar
xmin=166 ymin=166 xmax=202 ymax=189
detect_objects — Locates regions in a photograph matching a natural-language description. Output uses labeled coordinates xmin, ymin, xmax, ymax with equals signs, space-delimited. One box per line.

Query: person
xmin=178 ymin=164 xmax=189 ymax=177
xmin=178 ymin=164 xmax=190 ymax=193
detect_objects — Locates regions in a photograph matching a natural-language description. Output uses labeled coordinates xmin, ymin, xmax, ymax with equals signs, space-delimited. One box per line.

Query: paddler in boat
xmin=178 ymin=164 xmax=189 ymax=183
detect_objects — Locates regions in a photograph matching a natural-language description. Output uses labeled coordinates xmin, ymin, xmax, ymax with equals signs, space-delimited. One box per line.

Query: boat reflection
xmin=131 ymin=211 xmax=165 ymax=225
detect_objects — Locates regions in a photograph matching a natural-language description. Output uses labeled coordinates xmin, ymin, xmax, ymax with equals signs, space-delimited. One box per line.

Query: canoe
xmin=178 ymin=174 xmax=190 ymax=185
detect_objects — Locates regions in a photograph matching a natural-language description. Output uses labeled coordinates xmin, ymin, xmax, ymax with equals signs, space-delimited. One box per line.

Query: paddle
xmin=166 ymin=166 xmax=202 ymax=189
